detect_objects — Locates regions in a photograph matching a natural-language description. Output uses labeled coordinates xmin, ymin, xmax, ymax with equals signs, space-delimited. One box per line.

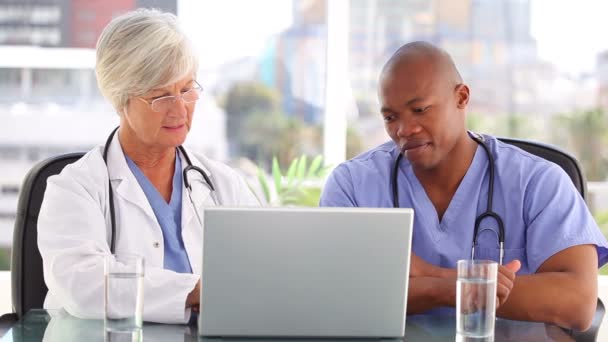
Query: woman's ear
xmin=119 ymin=100 xmax=130 ymax=117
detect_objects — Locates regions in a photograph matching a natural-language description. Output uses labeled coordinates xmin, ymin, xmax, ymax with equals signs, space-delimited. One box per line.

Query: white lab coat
xmin=37 ymin=133 xmax=259 ymax=324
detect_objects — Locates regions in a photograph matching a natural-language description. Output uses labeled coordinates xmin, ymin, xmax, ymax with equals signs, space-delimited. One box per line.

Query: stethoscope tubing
xmin=102 ymin=127 xmax=217 ymax=253
xmin=391 ymin=132 xmax=505 ymax=264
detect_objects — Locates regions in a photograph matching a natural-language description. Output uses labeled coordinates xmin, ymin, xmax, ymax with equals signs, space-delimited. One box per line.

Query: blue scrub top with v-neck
xmin=320 ymin=134 xmax=608 ymax=275
xmin=125 ymin=152 xmax=193 ymax=274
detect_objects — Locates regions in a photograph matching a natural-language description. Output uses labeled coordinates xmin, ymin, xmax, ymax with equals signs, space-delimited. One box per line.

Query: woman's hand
xmin=186 ymin=280 xmax=201 ymax=312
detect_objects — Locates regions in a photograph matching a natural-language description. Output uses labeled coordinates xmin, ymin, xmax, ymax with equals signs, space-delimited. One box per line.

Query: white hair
xmin=95 ymin=8 xmax=198 ymax=112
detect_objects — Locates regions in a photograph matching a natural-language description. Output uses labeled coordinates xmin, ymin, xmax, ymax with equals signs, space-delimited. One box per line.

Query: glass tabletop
xmin=1 ymin=309 xmax=574 ymax=342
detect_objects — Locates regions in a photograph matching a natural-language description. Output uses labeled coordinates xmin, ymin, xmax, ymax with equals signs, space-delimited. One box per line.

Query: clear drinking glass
xmin=104 ymin=254 xmax=144 ymax=340
xmin=456 ymin=259 xmax=497 ymax=340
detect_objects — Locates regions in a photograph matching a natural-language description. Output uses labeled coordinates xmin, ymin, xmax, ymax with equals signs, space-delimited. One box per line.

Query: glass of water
xmin=456 ymin=259 xmax=497 ymax=340
xmin=104 ymin=254 xmax=144 ymax=340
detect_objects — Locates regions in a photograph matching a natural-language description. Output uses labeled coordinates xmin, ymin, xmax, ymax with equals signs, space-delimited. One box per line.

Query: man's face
xmin=378 ymin=59 xmax=467 ymax=171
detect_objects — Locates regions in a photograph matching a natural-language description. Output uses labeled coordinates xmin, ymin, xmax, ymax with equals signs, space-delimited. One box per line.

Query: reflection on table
xmin=1 ymin=309 xmax=574 ymax=342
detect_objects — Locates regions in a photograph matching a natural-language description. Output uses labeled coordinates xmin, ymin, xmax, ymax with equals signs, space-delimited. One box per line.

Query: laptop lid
xmin=199 ymin=207 xmax=413 ymax=338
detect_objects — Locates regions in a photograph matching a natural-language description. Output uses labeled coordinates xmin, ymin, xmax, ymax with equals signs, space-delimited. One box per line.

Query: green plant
xmin=0 ymin=248 xmax=10 ymax=271
xmin=552 ymin=109 xmax=608 ymax=181
xmin=222 ymin=81 xmax=281 ymax=156
xmin=595 ymin=210 xmax=608 ymax=275
xmin=596 ymin=210 xmax=608 ymax=238
xmin=255 ymin=155 xmax=330 ymax=206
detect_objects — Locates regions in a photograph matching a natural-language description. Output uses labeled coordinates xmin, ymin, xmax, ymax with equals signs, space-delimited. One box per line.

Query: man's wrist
xmin=422 ymin=276 xmax=456 ymax=307
xmin=437 ymin=267 xmax=457 ymax=279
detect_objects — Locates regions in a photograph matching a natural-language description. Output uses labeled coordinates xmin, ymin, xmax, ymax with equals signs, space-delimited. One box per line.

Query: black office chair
xmin=0 ymin=152 xmax=85 ymax=337
xmin=499 ymin=137 xmax=604 ymax=342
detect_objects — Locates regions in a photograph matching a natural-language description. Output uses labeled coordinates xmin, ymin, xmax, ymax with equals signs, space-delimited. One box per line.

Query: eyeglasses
xmin=137 ymin=82 xmax=203 ymax=112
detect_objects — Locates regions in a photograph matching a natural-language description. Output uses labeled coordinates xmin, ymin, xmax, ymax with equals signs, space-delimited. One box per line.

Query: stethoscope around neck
xmin=102 ymin=126 xmax=218 ymax=253
xmin=391 ymin=132 xmax=505 ymax=264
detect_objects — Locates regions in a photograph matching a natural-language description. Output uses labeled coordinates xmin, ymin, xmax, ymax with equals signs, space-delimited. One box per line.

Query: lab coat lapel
xmin=180 ymin=147 xmax=215 ymax=275
xmin=105 ymin=131 xmax=156 ymax=221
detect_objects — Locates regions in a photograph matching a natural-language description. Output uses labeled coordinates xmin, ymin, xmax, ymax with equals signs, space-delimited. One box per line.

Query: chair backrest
xmin=498 ymin=137 xmax=602 ymax=342
xmin=10 ymin=152 xmax=85 ymax=318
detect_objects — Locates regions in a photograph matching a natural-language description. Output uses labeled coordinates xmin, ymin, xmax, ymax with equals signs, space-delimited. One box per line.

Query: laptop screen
xmin=199 ymin=207 xmax=413 ymax=338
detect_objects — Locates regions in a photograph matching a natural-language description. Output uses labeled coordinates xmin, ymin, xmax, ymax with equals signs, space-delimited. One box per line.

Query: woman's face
xmin=121 ymin=76 xmax=198 ymax=151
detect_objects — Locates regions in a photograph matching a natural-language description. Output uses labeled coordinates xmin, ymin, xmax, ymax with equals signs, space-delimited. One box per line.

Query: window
xmin=0 ymin=0 xmax=607 ymax=274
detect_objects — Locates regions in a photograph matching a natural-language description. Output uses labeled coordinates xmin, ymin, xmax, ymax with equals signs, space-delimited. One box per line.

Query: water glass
xmin=104 ymin=254 xmax=144 ymax=340
xmin=456 ymin=259 xmax=497 ymax=340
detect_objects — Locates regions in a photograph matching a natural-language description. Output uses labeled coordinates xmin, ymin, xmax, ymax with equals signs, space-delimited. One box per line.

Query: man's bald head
xmin=377 ymin=41 xmax=471 ymax=172
xmin=380 ymin=41 xmax=463 ymax=87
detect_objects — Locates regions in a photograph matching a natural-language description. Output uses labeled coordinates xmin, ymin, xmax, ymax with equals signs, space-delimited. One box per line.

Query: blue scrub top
xmin=125 ymin=152 xmax=193 ymax=274
xmin=320 ymin=134 xmax=608 ymax=275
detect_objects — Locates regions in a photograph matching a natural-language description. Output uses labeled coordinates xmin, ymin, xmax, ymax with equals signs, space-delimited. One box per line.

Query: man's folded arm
xmin=496 ymin=244 xmax=598 ymax=331
xmin=407 ymin=276 xmax=455 ymax=314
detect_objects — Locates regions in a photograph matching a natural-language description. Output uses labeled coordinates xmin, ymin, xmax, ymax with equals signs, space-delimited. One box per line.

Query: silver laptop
xmin=198 ymin=207 xmax=413 ymax=338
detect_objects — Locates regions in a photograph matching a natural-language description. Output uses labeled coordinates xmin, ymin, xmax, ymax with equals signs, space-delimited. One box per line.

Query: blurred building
xmin=349 ymin=0 xmax=433 ymax=111
xmin=0 ymin=0 xmax=224 ymax=246
xmin=253 ymin=0 xmax=548 ymax=128
xmin=70 ymin=0 xmax=177 ymax=48
xmin=349 ymin=0 xmax=540 ymax=118
xmin=260 ymin=0 xmax=327 ymax=124
xmin=0 ymin=0 xmax=67 ymax=46
xmin=598 ymin=50 xmax=608 ymax=111
xmin=0 ymin=0 xmax=176 ymax=48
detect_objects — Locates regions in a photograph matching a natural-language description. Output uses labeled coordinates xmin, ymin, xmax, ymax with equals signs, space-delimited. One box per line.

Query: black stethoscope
xmin=391 ymin=132 xmax=505 ymax=264
xmin=102 ymin=127 xmax=217 ymax=253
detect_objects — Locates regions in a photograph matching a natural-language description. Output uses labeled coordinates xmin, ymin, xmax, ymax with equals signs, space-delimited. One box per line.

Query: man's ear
xmin=455 ymin=84 xmax=470 ymax=109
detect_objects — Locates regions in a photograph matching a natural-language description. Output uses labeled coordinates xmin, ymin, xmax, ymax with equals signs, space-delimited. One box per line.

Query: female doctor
xmin=37 ymin=9 xmax=259 ymax=324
